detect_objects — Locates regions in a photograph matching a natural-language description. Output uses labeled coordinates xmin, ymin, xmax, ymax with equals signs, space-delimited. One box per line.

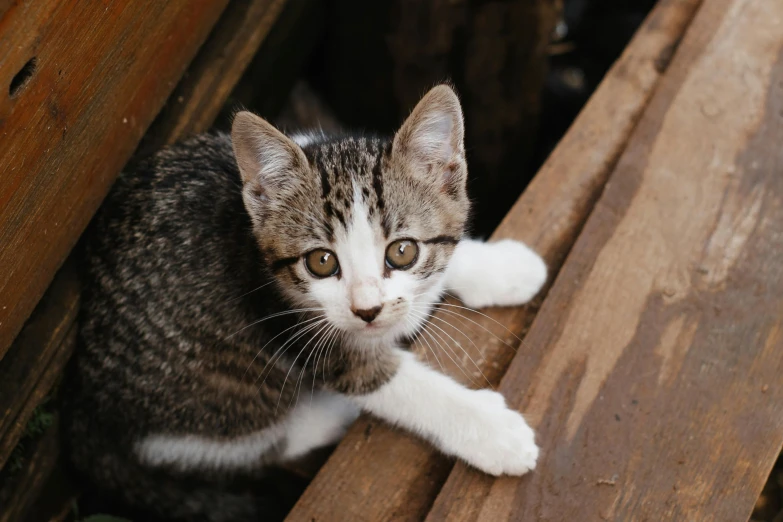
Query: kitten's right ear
xmin=231 ymin=111 xmax=307 ymax=199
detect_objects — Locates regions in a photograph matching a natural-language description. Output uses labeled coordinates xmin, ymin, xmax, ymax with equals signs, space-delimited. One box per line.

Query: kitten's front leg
xmin=445 ymin=238 xmax=547 ymax=309
xmin=352 ymin=350 xmax=538 ymax=476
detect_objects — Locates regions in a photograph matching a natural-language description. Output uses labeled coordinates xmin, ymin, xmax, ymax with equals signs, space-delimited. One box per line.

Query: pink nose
xmin=352 ymin=305 xmax=382 ymax=323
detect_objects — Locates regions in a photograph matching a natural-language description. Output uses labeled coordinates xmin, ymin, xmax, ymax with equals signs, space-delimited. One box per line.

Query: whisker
xmin=418 ymin=300 xmax=527 ymax=351
xmin=278 ymin=320 xmax=332 ymax=413
xmin=244 ymin=314 xmax=325 ymax=380
xmin=257 ymin=318 xmax=327 ymax=387
xmin=322 ymin=327 xmax=342 ymax=384
xmin=312 ymin=324 xmax=339 ymax=396
xmin=407 ymin=316 xmax=444 ymax=373
xmin=225 ymin=280 xmax=275 ymax=304
xmin=297 ymin=322 xmax=335 ymax=406
xmin=413 ymin=311 xmax=493 ymax=389
xmin=227 ymin=307 xmax=324 ymax=339
xmin=409 ymin=311 xmax=477 ymax=387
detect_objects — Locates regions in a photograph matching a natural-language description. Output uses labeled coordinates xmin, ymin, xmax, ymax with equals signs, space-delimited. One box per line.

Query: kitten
xmin=64 ymin=85 xmax=547 ymax=521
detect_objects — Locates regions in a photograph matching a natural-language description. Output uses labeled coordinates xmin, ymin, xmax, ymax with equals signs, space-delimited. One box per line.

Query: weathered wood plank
xmin=425 ymin=0 xmax=783 ymax=520
xmin=0 ymin=263 xmax=77 ymax=471
xmin=136 ymin=0 xmax=288 ymax=157
xmin=0 ymin=414 xmax=62 ymax=522
xmin=0 ymin=0 xmax=288 ymax=470
xmin=0 ymin=0 xmax=289 ymax=511
xmin=0 ymin=0 xmax=231 ymax=360
xmin=285 ymin=0 xmax=703 ymax=520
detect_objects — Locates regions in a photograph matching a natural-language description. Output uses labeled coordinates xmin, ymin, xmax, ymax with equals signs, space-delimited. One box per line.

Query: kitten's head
xmin=232 ymin=85 xmax=469 ymax=344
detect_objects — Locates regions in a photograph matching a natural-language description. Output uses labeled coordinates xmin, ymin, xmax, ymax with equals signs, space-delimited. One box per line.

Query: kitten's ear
xmin=392 ymin=85 xmax=466 ymax=192
xmin=232 ymin=111 xmax=307 ymax=198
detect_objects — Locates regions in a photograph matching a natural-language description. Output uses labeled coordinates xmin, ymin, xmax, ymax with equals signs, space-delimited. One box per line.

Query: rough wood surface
xmin=286 ymin=1 xmax=703 ymax=520
xmin=0 ymin=263 xmax=78 ymax=471
xmin=0 ymin=0 xmax=289 ymax=513
xmin=0 ymin=0 xmax=231 ymax=360
xmin=0 ymin=414 xmax=62 ymax=522
xmin=0 ymin=0 xmax=288 ymax=473
xmin=135 ymin=0 xmax=288 ymax=158
xmin=426 ymin=0 xmax=783 ymax=520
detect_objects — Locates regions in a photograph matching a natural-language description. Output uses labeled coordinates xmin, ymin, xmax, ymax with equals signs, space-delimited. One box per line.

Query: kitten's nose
xmin=352 ymin=305 xmax=382 ymax=323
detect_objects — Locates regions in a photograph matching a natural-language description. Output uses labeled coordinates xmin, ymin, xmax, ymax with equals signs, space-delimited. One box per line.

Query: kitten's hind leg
xmin=444 ymin=239 xmax=547 ymax=309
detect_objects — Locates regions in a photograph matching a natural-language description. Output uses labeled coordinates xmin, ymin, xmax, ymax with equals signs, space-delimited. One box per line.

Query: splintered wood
xmin=427 ymin=0 xmax=783 ymax=520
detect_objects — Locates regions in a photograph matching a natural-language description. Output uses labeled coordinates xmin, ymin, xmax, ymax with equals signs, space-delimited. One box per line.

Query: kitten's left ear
xmin=231 ymin=111 xmax=308 ymax=200
xmin=392 ymin=84 xmax=466 ymax=193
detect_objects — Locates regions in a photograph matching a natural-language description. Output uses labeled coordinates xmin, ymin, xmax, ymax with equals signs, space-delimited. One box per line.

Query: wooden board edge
xmin=285 ymin=0 xmax=704 ymax=520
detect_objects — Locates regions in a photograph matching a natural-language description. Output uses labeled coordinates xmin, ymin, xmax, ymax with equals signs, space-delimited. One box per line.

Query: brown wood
xmin=0 ymin=0 xmax=289 ymax=472
xmin=0 ymin=0 xmax=232 ymax=361
xmin=136 ymin=0 xmax=288 ymax=158
xmin=426 ymin=0 xmax=783 ymax=520
xmin=0 ymin=414 xmax=62 ymax=522
xmin=0 ymin=262 xmax=78 ymax=470
xmin=286 ymin=0 xmax=703 ymax=520
xmin=0 ymin=0 xmax=291 ymax=513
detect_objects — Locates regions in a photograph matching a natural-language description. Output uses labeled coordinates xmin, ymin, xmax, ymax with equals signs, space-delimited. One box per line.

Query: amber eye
xmin=305 ymin=249 xmax=339 ymax=278
xmin=385 ymin=239 xmax=419 ymax=270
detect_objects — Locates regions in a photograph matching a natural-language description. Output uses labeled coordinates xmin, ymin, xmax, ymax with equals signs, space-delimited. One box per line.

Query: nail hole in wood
xmin=9 ymin=57 xmax=37 ymax=98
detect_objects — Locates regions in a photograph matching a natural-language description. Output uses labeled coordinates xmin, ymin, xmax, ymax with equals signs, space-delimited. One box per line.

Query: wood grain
xmin=0 ymin=262 xmax=78 ymax=471
xmin=0 ymin=0 xmax=231 ymax=360
xmin=426 ymin=0 xmax=783 ymax=520
xmin=0 ymin=414 xmax=62 ymax=522
xmin=0 ymin=0 xmax=287 ymax=471
xmin=0 ymin=0 xmax=289 ymax=510
xmin=285 ymin=0 xmax=703 ymax=520
xmin=136 ymin=0 xmax=288 ymax=157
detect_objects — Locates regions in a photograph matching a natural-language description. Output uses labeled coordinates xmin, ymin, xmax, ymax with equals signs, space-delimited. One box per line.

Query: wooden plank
xmin=425 ymin=0 xmax=783 ymax=520
xmin=0 ymin=0 xmax=231 ymax=360
xmin=0 ymin=0 xmax=290 ymax=511
xmin=0 ymin=263 xmax=77 ymax=470
xmin=136 ymin=0 xmax=288 ymax=157
xmin=0 ymin=414 xmax=62 ymax=522
xmin=0 ymin=0 xmax=288 ymax=470
xmin=285 ymin=0 xmax=703 ymax=520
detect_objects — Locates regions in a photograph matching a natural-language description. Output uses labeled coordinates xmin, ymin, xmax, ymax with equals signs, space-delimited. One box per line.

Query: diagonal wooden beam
xmin=286 ymin=1 xmax=704 ymax=520
xmin=427 ymin=0 xmax=783 ymax=519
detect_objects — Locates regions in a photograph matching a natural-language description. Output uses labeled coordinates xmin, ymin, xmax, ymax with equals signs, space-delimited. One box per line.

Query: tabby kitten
xmin=65 ymin=85 xmax=547 ymax=521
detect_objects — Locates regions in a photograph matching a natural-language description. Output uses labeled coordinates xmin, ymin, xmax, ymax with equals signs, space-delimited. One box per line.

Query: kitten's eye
xmin=305 ymin=249 xmax=339 ymax=278
xmin=385 ymin=239 xmax=419 ymax=270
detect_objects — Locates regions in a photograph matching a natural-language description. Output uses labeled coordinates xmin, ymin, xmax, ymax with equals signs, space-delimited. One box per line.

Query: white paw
xmin=442 ymin=389 xmax=538 ymax=476
xmin=446 ymin=239 xmax=547 ymax=309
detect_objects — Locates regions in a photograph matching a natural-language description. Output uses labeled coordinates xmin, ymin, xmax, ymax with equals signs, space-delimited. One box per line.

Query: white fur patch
xmin=445 ymin=239 xmax=547 ymax=309
xmin=352 ymin=350 xmax=538 ymax=476
xmin=135 ymin=426 xmax=286 ymax=471
xmin=282 ymin=391 xmax=360 ymax=460
xmin=135 ymin=392 xmax=360 ymax=470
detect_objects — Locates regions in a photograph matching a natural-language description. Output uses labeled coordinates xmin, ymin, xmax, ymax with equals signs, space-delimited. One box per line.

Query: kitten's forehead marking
xmin=307 ymin=137 xmax=390 ymax=243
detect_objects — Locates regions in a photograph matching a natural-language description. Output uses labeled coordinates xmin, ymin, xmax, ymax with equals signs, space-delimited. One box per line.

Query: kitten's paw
xmin=444 ymin=389 xmax=538 ymax=476
xmin=446 ymin=239 xmax=547 ymax=309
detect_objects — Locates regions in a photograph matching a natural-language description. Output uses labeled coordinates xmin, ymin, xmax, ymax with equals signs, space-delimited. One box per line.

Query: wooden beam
xmin=425 ymin=0 xmax=783 ymax=520
xmin=0 ymin=414 xmax=62 ymax=522
xmin=0 ymin=262 xmax=77 ymax=471
xmin=0 ymin=0 xmax=288 ymax=472
xmin=136 ymin=0 xmax=289 ymax=157
xmin=0 ymin=0 xmax=231 ymax=360
xmin=0 ymin=0 xmax=289 ymax=513
xmin=285 ymin=0 xmax=703 ymax=520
